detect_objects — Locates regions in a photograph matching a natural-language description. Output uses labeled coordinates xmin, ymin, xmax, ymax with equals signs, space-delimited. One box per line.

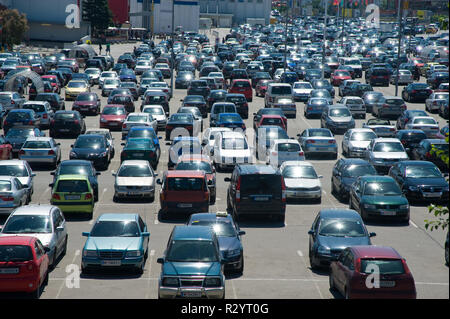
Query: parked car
xmin=69 ymin=134 xmax=111 ymax=170
xmin=365 ymin=138 xmax=409 ymax=174
xmin=362 ymin=118 xmax=396 ymax=137
xmin=120 ymin=137 xmax=159 ymax=169
xmin=396 ymin=109 xmax=429 ymax=130
xmin=279 ymin=161 xmax=322 ymax=202
xmin=72 ymin=92 xmax=101 ymax=115
xmin=401 ymin=83 xmax=433 ymax=102
xmin=211 ymin=131 xmax=253 ymax=171
xmin=165 ymin=113 xmax=196 ymax=141
xmin=339 ymin=96 xmax=366 ymax=119
xmin=122 ymin=113 xmax=157 ymax=139
xmin=113 ymin=160 xmax=157 ymax=202
xmin=19 ymin=137 xmax=61 ymax=169
xmin=180 ymin=95 xmax=207 ymax=118
xmin=320 ymin=105 xmax=355 ymax=134
xmin=0 ymin=176 xmax=29 ymax=215
xmin=35 ymin=93 xmax=65 ymax=112
xmin=342 ymin=128 xmax=377 ymax=158
xmin=49 ymin=111 xmax=86 ymax=138
xmin=411 ymin=139 xmax=449 ymax=172
xmin=426 ymin=92 xmax=449 ymax=113
xmin=3 ymin=109 xmax=40 ymax=135
xmin=362 ymin=91 xmax=383 ymax=114
xmin=22 ymin=101 xmax=54 ymax=129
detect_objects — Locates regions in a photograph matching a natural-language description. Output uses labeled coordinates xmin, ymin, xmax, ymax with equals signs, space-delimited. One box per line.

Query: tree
xmin=0 ymin=6 xmax=29 ymax=49
xmin=82 ymin=0 xmax=113 ymax=37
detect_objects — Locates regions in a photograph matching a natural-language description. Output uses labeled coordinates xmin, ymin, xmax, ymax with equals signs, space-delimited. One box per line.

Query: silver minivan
xmin=264 ymin=83 xmax=293 ymax=108
xmin=209 ymin=102 xmax=237 ymax=127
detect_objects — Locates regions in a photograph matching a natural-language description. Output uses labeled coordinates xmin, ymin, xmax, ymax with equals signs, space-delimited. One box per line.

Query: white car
xmin=142 ymin=105 xmax=168 ymax=131
xmin=148 ymin=81 xmax=171 ymax=98
xmin=362 ymin=118 xmax=396 ymax=137
xmin=113 ymin=160 xmax=157 ymax=201
xmin=84 ymin=68 xmax=101 ymax=85
xmin=279 ymin=161 xmax=323 ymax=203
xmin=208 ymin=72 xmax=225 ymax=89
xmin=0 ymin=205 xmax=68 ymax=268
xmin=211 ymin=131 xmax=253 ymax=171
xmin=342 ymin=128 xmax=378 ymax=158
xmin=292 ymin=81 xmax=314 ymax=102
xmin=134 ymin=60 xmax=153 ymax=75
xmin=122 ymin=113 xmax=158 ymax=138
xmin=425 ymin=92 xmax=449 ymax=112
xmin=201 ymin=127 xmax=232 ymax=156
xmin=390 ymin=69 xmax=413 ymax=85
xmin=365 ymin=138 xmax=409 ymax=174
xmin=405 ymin=116 xmax=440 ymax=138
xmin=267 ymin=139 xmax=305 ymax=167
xmin=99 ymin=71 xmax=118 ymax=88
xmin=101 ymin=78 xmax=121 ymax=97
xmin=18 ymin=137 xmax=61 ymax=169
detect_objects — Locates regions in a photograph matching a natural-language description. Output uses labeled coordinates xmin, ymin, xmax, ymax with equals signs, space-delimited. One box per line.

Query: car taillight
xmin=50 ymin=120 xmax=55 ymax=125
xmin=0 ymin=195 xmax=14 ymax=201
xmin=425 ymin=151 xmax=432 ymax=158
xmin=355 ymin=258 xmax=361 ymax=272
xmin=328 ymin=140 xmax=335 ymax=144
xmin=401 ymin=104 xmax=407 ymax=110
xmin=281 ymin=176 xmax=286 ymax=203
xmin=52 ymin=193 xmax=61 ymax=200
xmin=383 ymin=104 xmax=389 ymax=108
xmin=11 ymin=100 xmax=15 ymax=104
xmin=74 ymin=120 xmax=79 ymax=125
xmin=299 ymin=151 xmax=304 ymax=157
xmin=48 ymin=150 xmax=55 ymax=155
xmin=85 ymin=193 xmax=93 ymax=200
xmin=271 ymin=151 xmax=278 ymax=156
xmin=204 ymin=192 xmax=209 ymax=201
xmin=402 ymin=259 xmax=411 ymax=274
xmin=165 ymin=125 xmax=172 ymax=130
xmin=186 ymin=125 xmax=193 ymax=131
xmin=411 ymin=90 xmax=417 ymax=94
xmin=43 ymin=114 xmax=48 ymax=119
xmin=19 ymin=150 xmax=25 ymax=155
xmin=122 ymin=123 xmax=127 ymax=129
xmin=389 ymin=128 xmax=396 ymax=131
xmin=236 ymin=176 xmax=241 ymax=203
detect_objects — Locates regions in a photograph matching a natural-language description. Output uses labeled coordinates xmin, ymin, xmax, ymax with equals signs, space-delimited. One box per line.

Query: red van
xmin=0 ymin=236 xmax=50 ymax=298
xmin=157 ymin=170 xmax=210 ymax=217
xmin=228 ymin=79 xmax=253 ymax=102
xmin=329 ymin=246 xmax=416 ymax=299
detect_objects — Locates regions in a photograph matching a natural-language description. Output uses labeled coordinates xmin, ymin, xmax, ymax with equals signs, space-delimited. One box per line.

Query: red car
xmin=99 ymin=104 xmax=127 ymax=130
xmin=157 ymin=170 xmax=210 ymax=217
xmin=73 ymin=92 xmax=101 ymax=115
xmin=0 ymin=236 xmax=50 ymax=298
xmin=329 ymin=246 xmax=416 ymax=299
xmin=41 ymin=75 xmax=61 ymax=94
xmin=255 ymin=114 xmax=287 ymax=131
xmin=0 ymin=136 xmax=13 ymax=159
xmin=331 ymin=70 xmax=352 ymax=86
xmin=64 ymin=59 xmax=80 ymax=73
xmin=255 ymin=79 xmax=274 ymax=97
xmin=228 ymin=79 xmax=253 ymax=102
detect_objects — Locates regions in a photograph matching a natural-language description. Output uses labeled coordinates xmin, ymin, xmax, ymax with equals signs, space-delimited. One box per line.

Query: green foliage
xmin=0 ymin=8 xmax=29 ymax=47
xmin=82 ymin=0 xmax=113 ymax=36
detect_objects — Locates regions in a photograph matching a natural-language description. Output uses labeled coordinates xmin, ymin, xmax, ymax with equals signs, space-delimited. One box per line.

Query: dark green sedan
xmin=120 ymin=138 xmax=159 ymax=168
xmin=349 ymin=176 xmax=410 ymax=223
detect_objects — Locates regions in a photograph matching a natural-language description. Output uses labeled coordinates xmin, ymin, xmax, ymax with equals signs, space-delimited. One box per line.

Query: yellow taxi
xmin=65 ymin=80 xmax=90 ymax=101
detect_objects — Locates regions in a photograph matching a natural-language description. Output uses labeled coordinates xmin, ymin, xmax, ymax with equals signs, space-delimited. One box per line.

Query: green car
xmin=120 ymin=137 xmax=159 ymax=169
xmin=349 ymin=176 xmax=410 ymax=223
xmin=50 ymin=174 xmax=95 ymax=218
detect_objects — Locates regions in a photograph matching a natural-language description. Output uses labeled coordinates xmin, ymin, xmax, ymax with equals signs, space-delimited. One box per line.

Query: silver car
xmin=0 ymin=176 xmax=28 ymax=214
xmin=113 ymin=160 xmax=157 ymax=201
xmin=342 ymin=128 xmax=378 ymax=158
xmin=362 ymin=118 xmax=397 ymax=137
xmin=19 ymin=137 xmax=61 ymax=168
xmin=101 ymin=78 xmax=121 ymax=97
xmin=0 ymin=160 xmax=35 ymax=202
xmin=320 ymin=104 xmax=355 ymax=134
xmin=84 ymin=68 xmax=101 ymax=85
xmin=0 ymin=205 xmax=68 ymax=268
xmin=0 ymin=91 xmax=26 ymax=112
xmin=425 ymin=92 xmax=449 ymax=112
xmin=122 ymin=113 xmax=158 ymax=138
xmin=22 ymin=101 xmax=54 ymax=129
xmin=365 ymin=138 xmax=409 ymax=174
xmin=279 ymin=161 xmax=323 ymax=202
xmin=142 ymin=105 xmax=168 ymax=131
xmin=339 ymin=96 xmax=366 ymax=119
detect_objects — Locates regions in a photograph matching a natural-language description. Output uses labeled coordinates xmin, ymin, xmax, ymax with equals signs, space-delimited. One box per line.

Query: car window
xmin=167 ymin=177 xmax=204 ymax=191
xmin=56 ymin=180 xmax=89 ymax=193
xmin=318 ymin=219 xmax=366 ymax=237
xmin=90 ymin=221 xmax=140 ymax=237
xmin=118 ymin=164 xmax=152 ymax=177
xmin=166 ymin=240 xmax=218 ymax=262
xmin=363 ymin=181 xmax=402 ymax=196
xmin=360 ymin=259 xmax=405 ymax=275
xmin=2 ymin=215 xmax=52 ymax=234
xmin=240 ymin=174 xmax=281 ymax=195
xmin=0 ymin=245 xmax=33 ymax=262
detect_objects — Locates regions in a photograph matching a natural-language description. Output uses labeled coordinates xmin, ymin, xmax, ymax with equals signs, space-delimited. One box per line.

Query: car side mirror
xmin=82 ymin=232 xmax=90 ymax=237
xmin=369 ymin=232 xmax=377 ymax=237
xmin=224 ymin=177 xmax=231 ymax=182
xmin=318 ymin=175 xmax=323 ymax=179
xmin=44 ymin=247 xmax=51 ymax=253
xmin=56 ymin=226 xmax=64 ymax=232
xmin=157 ymin=257 xmax=164 ymax=264
xmin=32 ymin=173 xmax=36 ymax=177
xmin=156 ymin=179 xmax=162 ymax=185
xmin=238 ymin=230 xmax=246 ymax=236
xmin=50 ymin=172 xmax=55 ymax=176
xmin=142 ymin=232 xmax=150 ymax=237
xmin=48 ymin=183 xmax=54 ymax=188
xmin=210 ymin=149 xmax=214 ymax=156
xmin=308 ymin=230 xmax=315 ymax=236
xmin=121 ymin=142 xmax=125 ymax=146
xmin=70 ymin=145 xmax=74 ymax=148
xmin=96 ymin=172 xmax=101 ymax=176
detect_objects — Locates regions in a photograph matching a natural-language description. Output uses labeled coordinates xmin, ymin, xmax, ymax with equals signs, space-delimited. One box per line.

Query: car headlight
xmin=83 ymin=250 xmax=97 ymax=257
xmin=408 ymin=185 xmax=419 ymax=191
xmin=400 ymin=204 xmax=409 ymax=210
xmin=69 ymin=151 xmax=77 ymax=157
xmin=100 ymin=152 xmax=107 ymax=157
xmin=364 ymin=204 xmax=376 ymax=209
xmin=225 ymin=249 xmax=241 ymax=258
xmin=317 ymin=246 xmax=330 ymax=255
xmin=204 ymin=277 xmax=222 ymax=287
xmin=162 ymin=277 xmax=179 ymax=287
xmin=373 ymin=158 xmax=384 ymax=164
xmin=126 ymin=250 xmax=142 ymax=258
xmin=100 ymin=118 xmax=107 ymax=122
xmin=310 ymin=186 xmax=321 ymax=192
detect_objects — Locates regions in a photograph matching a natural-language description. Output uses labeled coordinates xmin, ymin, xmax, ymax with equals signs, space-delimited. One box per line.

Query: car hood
xmin=85 ymin=237 xmax=141 ymax=251
xmin=284 ymin=178 xmax=321 ymax=189
xmin=162 ymin=261 xmax=221 ymax=276
xmin=362 ymin=195 xmax=408 ymax=205
xmin=372 ymin=152 xmax=408 ymax=159
xmin=116 ymin=177 xmax=154 ymax=186
xmin=72 ymin=148 xmax=106 ymax=156
xmin=218 ymin=237 xmax=241 ymax=252
xmin=317 ymin=235 xmax=371 ymax=250
xmin=330 ymin=116 xmax=353 ymax=123
xmin=348 ymin=140 xmax=371 ymax=148
xmin=404 ymin=177 xmax=448 ymax=187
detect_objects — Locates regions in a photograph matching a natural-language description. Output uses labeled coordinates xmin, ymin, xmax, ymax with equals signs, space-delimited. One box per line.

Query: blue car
xmin=81 ymin=213 xmax=150 ymax=274
xmin=168 ymin=136 xmax=202 ymax=168
xmin=126 ymin=126 xmax=161 ymax=152
xmin=5 ymin=127 xmax=45 ymax=154
xmin=308 ymin=209 xmax=376 ymax=269
xmin=3 ymin=109 xmax=39 ymax=135
xmin=187 ymin=212 xmax=245 ymax=273
xmin=216 ymin=113 xmax=246 ymax=131
xmin=157 ymin=225 xmax=225 ymax=299
xmin=304 ymin=98 xmax=329 ymax=118
xmin=119 ymin=68 xmax=137 ymax=83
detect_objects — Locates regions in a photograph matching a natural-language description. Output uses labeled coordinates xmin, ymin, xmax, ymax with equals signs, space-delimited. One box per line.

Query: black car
xmin=411 ymin=139 xmax=449 ymax=173
xmin=395 ymin=130 xmax=427 ymax=157
xmin=366 ymin=67 xmax=390 ymax=86
xmin=230 ymin=69 xmax=249 ymax=82
xmin=69 ymin=134 xmax=111 ymax=170
xmin=4 ymin=127 xmax=45 ymax=154
xmin=187 ymin=80 xmax=210 ymax=99
xmin=117 ymin=54 xmax=136 ymax=69
xmin=3 ymin=109 xmax=39 ymax=135
xmin=165 ymin=113 xmax=195 ymax=140
xmin=50 ymin=110 xmax=86 ymax=138
xmin=401 ymin=83 xmax=433 ymax=102
xmin=347 ymin=83 xmax=373 ymax=98
xmin=206 ymin=89 xmax=227 ymax=110
xmin=311 ymin=79 xmax=335 ymax=98
xmin=181 ymin=95 xmax=207 ymax=118
xmin=389 ymin=161 xmax=449 ymax=204
xmin=51 ymin=160 xmax=100 ymax=201
xmin=251 ymin=72 xmax=272 ymax=88
xmin=396 ymin=109 xmax=429 ymax=130
xmin=222 ymin=61 xmax=239 ymax=80
xmin=175 ymin=71 xmax=194 ymax=89
xmin=56 ymin=67 xmax=73 ymax=84
xmin=362 ymin=91 xmax=384 ymax=114
xmin=225 ymin=93 xmax=249 ymax=119
xmin=84 ymin=59 xmax=103 ymax=71
xmin=225 ymin=164 xmax=286 ymax=223
xmin=427 ymin=72 xmax=449 ymax=89
xmin=331 ymin=158 xmax=378 ymax=201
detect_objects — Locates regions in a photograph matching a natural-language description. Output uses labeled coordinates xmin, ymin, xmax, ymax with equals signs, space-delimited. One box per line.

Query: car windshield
xmin=220 ymin=114 xmax=241 ymax=122
xmin=373 ymin=142 xmax=404 ymax=152
xmin=166 ymin=240 xmax=218 ymax=262
xmin=294 ymin=83 xmax=312 ymax=89
xmin=59 ymin=164 xmax=91 ymax=176
xmin=413 ymin=118 xmax=436 ymax=125
xmin=176 ymin=161 xmax=212 ymax=173
xmin=23 ymin=141 xmax=51 ymax=149
xmin=102 ymin=107 xmax=125 ymax=115
xmin=405 ymin=166 xmax=442 ymax=178
xmin=309 ymin=129 xmax=333 ymax=137
xmin=342 ymin=164 xmax=377 ymax=178
xmin=127 ymin=115 xmax=147 ymax=122
xmin=116 ymin=161 xmax=153 ymax=176
xmin=6 ymin=128 xmax=35 ymax=137
xmin=105 ymin=79 xmax=120 ymax=85
xmin=189 ymin=220 xmax=236 ymax=237
xmin=360 ymin=259 xmax=405 ymax=275
xmin=55 ymin=113 xmax=75 ymax=120
xmin=351 ymin=132 xmax=377 ymax=141
xmin=319 ymin=219 xmax=366 ymax=237
xmin=67 ymin=82 xmax=86 ymax=88
xmin=2 ymin=215 xmax=51 ymax=234
xmin=126 ymin=139 xmax=153 ymax=149
xmin=363 ymin=181 xmax=402 ymax=196
xmin=7 ymin=112 xmax=32 ymax=120
xmin=144 ymin=107 xmax=164 ymax=115
xmin=282 ymin=166 xmax=318 ymax=179
xmin=23 ymin=104 xmax=45 ymax=112
xmin=56 ymin=180 xmax=89 ymax=193
xmin=222 ymin=138 xmax=248 ymax=150
xmin=0 ymin=245 xmax=33 ymax=262
xmin=277 ymin=143 xmax=300 ymax=152
xmin=330 ymin=109 xmax=351 ymax=117
xmin=90 ymin=221 xmax=140 ymax=237
xmin=240 ymin=174 xmax=281 ymax=194
xmin=0 ymin=165 xmax=28 ymax=177
xmin=346 ymin=99 xmax=363 ymax=105
xmin=167 ymin=177 xmax=204 ymax=191
xmin=76 ymin=94 xmax=96 ymax=101
xmin=74 ymin=136 xmax=104 ymax=149
xmin=271 ymin=86 xmax=292 ymax=94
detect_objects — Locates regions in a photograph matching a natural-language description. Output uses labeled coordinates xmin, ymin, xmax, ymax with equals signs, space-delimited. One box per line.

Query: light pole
xmin=170 ymin=0 xmax=175 ymax=99
xmin=284 ymin=0 xmax=289 ymax=74
xmin=322 ymin=0 xmax=328 ymax=80
xmin=395 ymin=0 xmax=403 ymax=97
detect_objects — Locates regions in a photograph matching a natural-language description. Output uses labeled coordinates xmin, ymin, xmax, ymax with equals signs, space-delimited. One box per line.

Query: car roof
xmin=189 ymin=212 xmax=232 ymax=223
xmin=120 ymin=160 xmax=151 ymax=166
xmin=0 ymin=236 xmax=36 ymax=246
xmin=237 ymin=164 xmax=278 ymax=175
xmin=351 ymin=246 xmax=402 ymax=259
xmin=282 ymin=160 xmax=314 ymax=167
xmin=165 ymin=170 xmax=206 ymax=178
xmin=172 ymin=225 xmax=214 ymax=241
xmin=0 ymin=160 xmax=29 ymax=166
xmin=319 ymin=209 xmax=362 ymax=219
xmin=10 ymin=204 xmax=55 ymax=216
xmin=97 ymin=213 xmax=138 ymax=222
xmin=60 ymin=159 xmax=92 ymax=166
xmin=55 ymin=174 xmax=89 ymax=181
xmin=23 ymin=137 xmax=53 ymax=142
xmin=374 ymin=138 xmax=401 ymax=143
xmin=221 ymin=131 xmax=246 ymax=138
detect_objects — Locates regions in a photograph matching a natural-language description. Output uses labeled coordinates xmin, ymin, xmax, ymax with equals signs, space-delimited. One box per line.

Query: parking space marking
xmin=145 ymin=249 xmax=156 ymax=299
xmin=297 ymin=250 xmax=303 ymax=257
xmin=89 ymin=188 xmax=108 ymax=225
xmin=410 ymin=220 xmax=419 ymax=229
xmin=296 ymin=250 xmax=324 ymax=299
xmin=55 ymin=249 xmax=80 ymax=299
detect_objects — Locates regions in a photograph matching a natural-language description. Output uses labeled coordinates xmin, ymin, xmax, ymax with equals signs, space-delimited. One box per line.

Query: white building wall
xmin=153 ymin=0 xmax=199 ymax=34
xmin=199 ymin=0 xmax=271 ymax=25
xmin=129 ymin=0 xmax=143 ymax=28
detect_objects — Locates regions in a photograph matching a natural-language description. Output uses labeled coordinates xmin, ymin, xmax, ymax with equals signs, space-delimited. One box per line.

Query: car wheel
xmin=309 ymin=251 xmax=318 ymax=270
xmin=62 ymin=236 xmax=68 ymax=257
xmin=329 ymin=272 xmax=336 ymax=291
xmin=237 ymin=256 xmax=244 ymax=274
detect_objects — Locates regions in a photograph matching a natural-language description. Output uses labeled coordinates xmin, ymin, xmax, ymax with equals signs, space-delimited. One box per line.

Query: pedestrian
xmin=99 ymin=43 xmax=102 ymax=55
xmin=106 ymin=43 xmax=111 ymax=55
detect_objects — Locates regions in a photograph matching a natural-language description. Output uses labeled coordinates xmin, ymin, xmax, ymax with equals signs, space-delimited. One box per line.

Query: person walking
xmin=106 ymin=43 xmax=111 ymax=55
xmin=99 ymin=43 xmax=102 ymax=55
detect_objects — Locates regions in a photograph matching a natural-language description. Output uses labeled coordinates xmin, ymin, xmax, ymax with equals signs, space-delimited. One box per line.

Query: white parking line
xmin=296 ymin=250 xmax=324 ymax=299
xmin=410 ymin=220 xmax=419 ymax=229
xmin=145 ymin=249 xmax=156 ymax=299
xmin=297 ymin=250 xmax=303 ymax=257
xmin=55 ymin=249 xmax=80 ymax=299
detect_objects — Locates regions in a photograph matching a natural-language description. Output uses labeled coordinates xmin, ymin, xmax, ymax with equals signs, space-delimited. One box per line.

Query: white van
xmin=264 ymin=83 xmax=293 ymax=108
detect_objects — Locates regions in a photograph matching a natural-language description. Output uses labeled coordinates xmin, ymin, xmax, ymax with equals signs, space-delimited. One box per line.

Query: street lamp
xmin=395 ymin=0 xmax=404 ymax=97
xmin=322 ymin=0 xmax=328 ymax=80
xmin=170 ymin=0 xmax=175 ymax=99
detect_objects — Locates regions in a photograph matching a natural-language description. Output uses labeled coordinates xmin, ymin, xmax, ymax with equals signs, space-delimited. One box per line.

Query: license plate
xmin=0 ymin=268 xmax=19 ymax=274
xmin=133 ymin=153 xmax=144 ymax=157
xmin=60 ymin=129 xmax=70 ymax=132
xmin=254 ymin=196 xmax=269 ymax=201
xmin=127 ymin=191 xmax=140 ymax=195
xmin=423 ymin=192 xmax=442 ymax=198
xmin=178 ymin=203 xmax=192 ymax=208
xmin=109 ymin=122 xmax=118 ymax=126
xmin=102 ymin=260 xmax=121 ymax=266
xmin=65 ymin=195 xmax=81 ymax=200
xmin=380 ymin=281 xmax=396 ymax=288
xmin=182 ymin=291 xmax=202 ymax=298
xmin=381 ymin=211 xmax=396 ymax=216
